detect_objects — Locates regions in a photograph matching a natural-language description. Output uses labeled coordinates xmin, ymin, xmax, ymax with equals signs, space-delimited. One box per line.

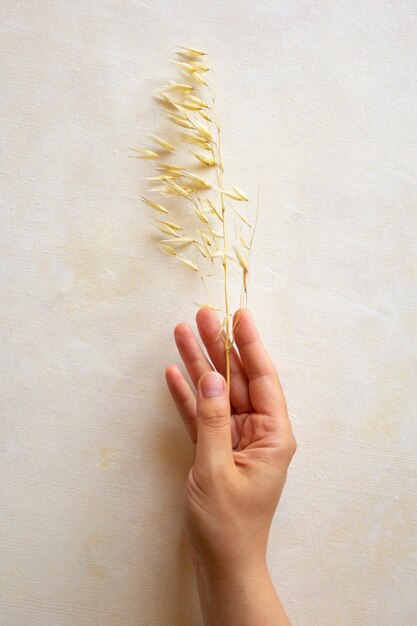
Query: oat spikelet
xmin=169 ymin=60 xmax=195 ymax=73
xmin=131 ymin=149 xmax=159 ymax=159
xmin=186 ymin=172 xmax=212 ymax=189
xmin=167 ymin=81 xmax=194 ymax=92
xmin=158 ymin=242 xmax=177 ymax=256
xmin=199 ymin=110 xmax=214 ymax=122
xmin=177 ymin=255 xmax=199 ymax=272
xmin=194 ymin=208 xmax=209 ymax=224
xmin=192 ymin=119 xmax=212 ymax=140
xmin=165 ymin=179 xmax=191 ymax=198
xmin=232 ymin=185 xmax=248 ymax=201
xmin=189 ymin=61 xmax=210 ymax=73
xmin=161 ymin=237 xmax=195 ymax=247
xmin=156 ymin=222 xmax=181 ymax=237
xmin=191 ymin=72 xmax=206 ymax=85
xmin=156 ymin=218 xmax=182 ymax=230
xmin=192 ymin=241 xmax=208 ymax=258
xmin=167 ymin=114 xmax=193 ymax=129
xmin=179 ymin=132 xmax=211 ymax=150
xmin=149 ymin=134 xmax=176 ymax=152
xmin=239 ymin=231 xmax=250 ymax=250
xmin=192 ymin=151 xmax=217 ymax=166
xmin=177 ymin=46 xmax=207 ymax=57
xmin=233 ymin=244 xmax=249 ymax=272
xmin=218 ymin=187 xmax=248 ymax=201
xmin=205 ymin=199 xmax=223 ymax=221
xmin=141 ymin=196 xmax=169 ymax=214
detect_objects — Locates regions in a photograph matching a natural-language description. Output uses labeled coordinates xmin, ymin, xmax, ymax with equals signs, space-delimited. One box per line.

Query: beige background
xmin=1 ymin=1 xmax=416 ymax=624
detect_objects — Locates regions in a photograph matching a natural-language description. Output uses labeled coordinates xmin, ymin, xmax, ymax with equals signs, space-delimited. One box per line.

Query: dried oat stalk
xmin=133 ymin=46 xmax=258 ymax=392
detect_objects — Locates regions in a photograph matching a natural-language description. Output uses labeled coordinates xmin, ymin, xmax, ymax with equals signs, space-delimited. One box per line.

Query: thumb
xmin=195 ymin=372 xmax=234 ymax=473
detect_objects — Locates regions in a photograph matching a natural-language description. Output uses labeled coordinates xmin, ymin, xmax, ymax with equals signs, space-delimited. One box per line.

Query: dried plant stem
xmin=211 ymin=88 xmax=231 ymax=392
xmin=219 ymin=148 xmax=231 ymax=393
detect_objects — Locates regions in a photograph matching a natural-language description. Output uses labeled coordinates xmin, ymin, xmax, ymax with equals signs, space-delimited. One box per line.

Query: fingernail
xmin=201 ymin=373 xmax=225 ymax=398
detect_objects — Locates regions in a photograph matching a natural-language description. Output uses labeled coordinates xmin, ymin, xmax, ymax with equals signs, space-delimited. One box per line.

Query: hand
xmin=165 ymin=307 xmax=297 ymax=581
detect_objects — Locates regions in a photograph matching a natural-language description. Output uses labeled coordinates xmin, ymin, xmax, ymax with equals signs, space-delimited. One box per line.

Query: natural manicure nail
xmin=201 ymin=373 xmax=224 ymax=398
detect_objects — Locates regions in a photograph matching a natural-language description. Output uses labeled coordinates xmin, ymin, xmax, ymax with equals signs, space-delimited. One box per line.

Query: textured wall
xmin=1 ymin=1 xmax=416 ymax=625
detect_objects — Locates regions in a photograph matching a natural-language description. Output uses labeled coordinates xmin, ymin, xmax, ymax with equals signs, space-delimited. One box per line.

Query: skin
xmin=165 ymin=307 xmax=297 ymax=626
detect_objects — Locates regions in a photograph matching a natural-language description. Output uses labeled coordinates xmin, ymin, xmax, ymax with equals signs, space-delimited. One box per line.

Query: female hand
xmin=165 ymin=308 xmax=296 ymax=625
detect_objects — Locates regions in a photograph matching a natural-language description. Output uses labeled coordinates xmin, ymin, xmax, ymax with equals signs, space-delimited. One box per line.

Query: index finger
xmin=233 ymin=309 xmax=287 ymax=418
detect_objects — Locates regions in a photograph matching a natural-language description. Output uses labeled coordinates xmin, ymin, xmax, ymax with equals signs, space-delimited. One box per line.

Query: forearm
xmin=194 ymin=560 xmax=291 ymax=626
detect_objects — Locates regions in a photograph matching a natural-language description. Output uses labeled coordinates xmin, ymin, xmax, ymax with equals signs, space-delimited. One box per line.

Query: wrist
xmin=186 ymin=530 xmax=269 ymax=579
xmin=193 ymin=552 xmax=270 ymax=588
xmin=194 ymin=558 xmax=289 ymax=626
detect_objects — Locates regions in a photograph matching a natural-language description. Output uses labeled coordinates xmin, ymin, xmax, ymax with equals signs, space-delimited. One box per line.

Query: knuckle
xmin=287 ymin=435 xmax=297 ymax=457
xmin=201 ymin=405 xmax=228 ymax=428
xmin=192 ymin=459 xmax=232 ymax=489
xmin=279 ymin=433 xmax=297 ymax=460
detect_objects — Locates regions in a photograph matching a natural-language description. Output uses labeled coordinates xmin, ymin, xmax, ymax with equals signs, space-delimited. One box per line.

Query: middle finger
xmin=174 ymin=322 xmax=213 ymax=387
xmin=196 ymin=307 xmax=253 ymax=414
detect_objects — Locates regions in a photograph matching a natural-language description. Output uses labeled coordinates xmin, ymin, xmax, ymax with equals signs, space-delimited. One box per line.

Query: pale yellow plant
xmin=133 ymin=46 xmax=258 ymax=391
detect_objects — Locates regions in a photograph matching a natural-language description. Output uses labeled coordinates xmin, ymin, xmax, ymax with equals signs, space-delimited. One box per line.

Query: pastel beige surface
xmin=1 ymin=1 xmax=416 ymax=625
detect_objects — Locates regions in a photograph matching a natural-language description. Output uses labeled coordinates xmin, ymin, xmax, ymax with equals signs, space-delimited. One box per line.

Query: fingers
xmin=174 ymin=323 xmax=213 ymax=388
xmin=233 ymin=309 xmax=288 ymax=418
xmin=195 ymin=372 xmax=235 ymax=474
xmin=196 ymin=308 xmax=252 ymax=414
xmin=165 ymin=365 xmax=197 ymax=442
